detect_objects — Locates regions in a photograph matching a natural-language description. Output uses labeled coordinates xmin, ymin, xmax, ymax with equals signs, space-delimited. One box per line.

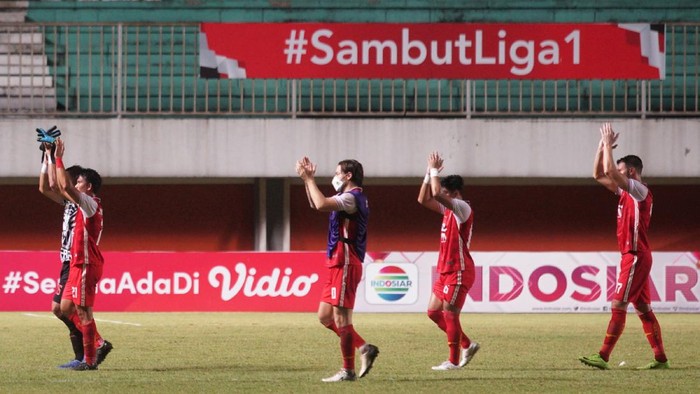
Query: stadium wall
xmin=1 ymin=183 xmax=698 ymax=252
xmin=2 ymin=118 xmax=699 ymax=179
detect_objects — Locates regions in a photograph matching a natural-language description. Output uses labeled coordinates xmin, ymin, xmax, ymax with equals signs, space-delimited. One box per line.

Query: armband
xmin=429 ymin=168 xmax=439 ymax=177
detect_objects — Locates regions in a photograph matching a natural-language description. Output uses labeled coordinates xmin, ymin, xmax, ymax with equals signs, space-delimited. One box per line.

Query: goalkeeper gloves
xmin=37 ymin=125 xmax=60 ymax=163
xmin=36 ymin=125 xmax=61 ymax=144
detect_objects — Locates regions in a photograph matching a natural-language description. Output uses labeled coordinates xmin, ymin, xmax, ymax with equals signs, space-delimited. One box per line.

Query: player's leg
xmin=579 ymin=301 xmax=627 ymax=370
xmin=441 ymin=273 xmax=468 ymax=368
xmin=53 ymin=264 xmax=84 ymax=367
xmin=342 ymin=264 xmax=378 ymax=378
xmin=335 ymin=306 xmax=356 ymax=374
xmin=59 ymin=271 xmax=82 ymax=337
xmin=318 ymin=300 xmax=339 ymax=334
xmin=631 ymin=254 xmax=669 ymax=369
xmin=321 ymin=266 xmax=356 ymax=382
xmin=634 ymin=303 xmax=669 ymax=369
xmin=580 ymin=255 xmax=636 ymax=370
xmin=432 ymin=272 xmax=478 ymax=370
xmin=427 ymin=280 xmax=447 ymax=331
xmin=321 ymin=305 xmax=357 ymax=382
xmin=453 ymin=270 xmax=478 ymax=367
xmin=322 ymin=264 xmax=378 ymax=382
xmin=429 ymin=274 xmax=474 ymax=350
xmin=599 ymin=302 xmax=628 ymax=360
xmin=75 ymin=305 xmax=98 ymax=369
xmin=319 ymin=299 xmax=367 ymax=349
xmin=68 ymin=264 xmax=101 ymax=370
xmin=332 ymin=265 xmax=360 ymax=377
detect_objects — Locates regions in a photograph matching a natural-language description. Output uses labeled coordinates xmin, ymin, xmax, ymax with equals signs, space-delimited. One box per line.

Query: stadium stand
xmin=0 ymin=1 xmax=56 ymax=112
xmin=6 ymin=0 xmax=695 ymax=116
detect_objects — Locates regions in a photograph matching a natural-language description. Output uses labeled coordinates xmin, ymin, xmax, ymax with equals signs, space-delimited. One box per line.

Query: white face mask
xmin=332 ymin=175 xmax=344 ymax=192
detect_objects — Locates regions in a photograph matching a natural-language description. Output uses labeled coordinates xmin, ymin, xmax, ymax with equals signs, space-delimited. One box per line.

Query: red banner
xmin=2 ymin=251 xmax=697 ymax=313
xmin=0 ymin=251 xmax=326 ymax=312
xmin=199 ymin=23 xmax=665 ymax=79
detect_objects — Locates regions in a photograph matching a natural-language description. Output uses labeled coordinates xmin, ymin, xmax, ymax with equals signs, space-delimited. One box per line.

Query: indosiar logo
xmin=365 ymin=263 xmax=418 ymax=305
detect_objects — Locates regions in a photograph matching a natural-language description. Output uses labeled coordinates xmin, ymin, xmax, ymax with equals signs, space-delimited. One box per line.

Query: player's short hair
xmin=66 ymin=165 xmax=84 ymax=184
xmin=617 ymin=155 xmax=644 ymax=174
xmin=339 ymin=159 xmax=364 ymax=187
xmin=441 ymin=175 xmax=464 ymax=193
xmin=81 ymin=168 xmax=102 ymax=194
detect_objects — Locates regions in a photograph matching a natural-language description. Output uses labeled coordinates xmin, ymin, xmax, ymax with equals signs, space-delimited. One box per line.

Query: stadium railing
xmin=0 ymin=22 xmax=697 ymax=117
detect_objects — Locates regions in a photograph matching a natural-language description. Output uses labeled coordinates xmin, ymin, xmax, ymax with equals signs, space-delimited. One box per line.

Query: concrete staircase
xmin=0 ymin=1 xmax=56 ymax=112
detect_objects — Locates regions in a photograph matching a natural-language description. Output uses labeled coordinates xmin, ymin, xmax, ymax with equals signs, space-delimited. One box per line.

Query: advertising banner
xmin=1 ymin=251 xmax=697 ymax=313
xmin=199 ymin=23 xmax=665 ymax=80
xmin=357 ymin=251 xmax=700 ymax=313
xmin=0 ymin=251 xmax=325 ymax=312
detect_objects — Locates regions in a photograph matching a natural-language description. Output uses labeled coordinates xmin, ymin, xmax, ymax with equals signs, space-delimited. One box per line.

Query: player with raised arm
xmin=53 ymin=138 xmax=110 ymax=371
xmin=37 ymin=129 xmax=112 ymax=369
xmin=417 ymin=151 xmax=479 ymax=371
xmin=296 ymin=156 xmax=379 ymax=382
xmin=579 ymin=122 xmax=669 ymax=370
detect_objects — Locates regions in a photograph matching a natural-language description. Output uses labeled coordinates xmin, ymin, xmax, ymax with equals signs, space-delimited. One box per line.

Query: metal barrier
xmin=0 ymin=23 xmax=698 ymax=117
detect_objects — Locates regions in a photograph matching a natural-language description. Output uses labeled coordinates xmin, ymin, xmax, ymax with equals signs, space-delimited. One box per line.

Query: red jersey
xmin=437 ymin=201 xmax=475 ymax=274
xmin=616 ymin=185 xmax=652 ymax=254
xmin=71 ymin=194 xmax=104 ymax=268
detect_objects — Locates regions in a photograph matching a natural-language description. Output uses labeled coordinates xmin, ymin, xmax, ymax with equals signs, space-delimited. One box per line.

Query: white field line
xmin=23 ymin=312 xmax=142 ymax=326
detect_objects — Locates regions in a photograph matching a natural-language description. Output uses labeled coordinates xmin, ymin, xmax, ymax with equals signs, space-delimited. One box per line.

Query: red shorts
xmin=613 ymin=252 xmax=652 ymax=304
xmin=62 ymin=263 xmax=103 ymax=307
xmin=321 ymin=264 xmax=362 ymax=309
xmin=432 ymin=270 xmax=474 ymax=310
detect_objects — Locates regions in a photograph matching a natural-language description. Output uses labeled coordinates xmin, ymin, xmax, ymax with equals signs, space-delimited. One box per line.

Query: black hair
xmin=66 ymin=165 xmax=84 ymax=184
xmin=440 ymin=175 xmax=464 ymax=193
xmin=338 ymin=159 xmax=364 ymax=187
xmin=80 ymin=168 xmax=102 ymax=194
xmin=617 ymin=155 xmax=643 ymax=174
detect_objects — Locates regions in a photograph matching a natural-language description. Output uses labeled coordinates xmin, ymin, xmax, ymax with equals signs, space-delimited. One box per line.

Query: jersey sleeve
xmin=449 ymin=199 xmax=472 ymax=224
xmin=77 ymin=193 xmax=98 ymax=218
xmin=332 ymin=192 xmax=357 ymax=213
xmin=627 ymin=179 xmax=649 ymax=201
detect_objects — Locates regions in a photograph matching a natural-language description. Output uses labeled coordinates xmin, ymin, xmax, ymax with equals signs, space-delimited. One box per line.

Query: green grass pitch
xmin=0 ymin=312 xmax=697 ymax=393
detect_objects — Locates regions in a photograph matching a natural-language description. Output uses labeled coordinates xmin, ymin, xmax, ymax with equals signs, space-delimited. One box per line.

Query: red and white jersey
xmin=616 ymin=180 xmax=652 ymax=254
xmin=70 ymin=193 xmax=104 ymax=268
xmin=437 ymin=199 xmax=475 ymax=273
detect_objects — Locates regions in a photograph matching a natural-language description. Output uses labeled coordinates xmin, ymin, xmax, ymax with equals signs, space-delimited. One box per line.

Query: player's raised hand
xmin=600 ymin=123 xmax=619 ymax=149
xmin=303 ymin=157 xmax=317 ymax=177
xmin=297 ymin=156 xmax=316 ymax=180
xmin=54 ymin=138 xmax=65 ymax=158
xmin=428 ymin=151 xmax=444 ymax=172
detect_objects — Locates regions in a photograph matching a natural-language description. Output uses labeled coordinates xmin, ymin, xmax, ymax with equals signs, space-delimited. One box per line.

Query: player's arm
xmin=428 ymin=151 xmax=455 ymax=208
xmin=600 ymin=123 xmax=629 ymax=192
xmin=38 ymin=144 xmax=64 ymax=204
xmin=304 ymin=178 xmax=340 ymax=212
xmin=594 ymin=123 xmax=619 ymax=193
xmin=54 ymin=139 xmax=82 ymax=205
xmin=303 ymin=183 xmax=316 ymax=209
xmin=55 ymin=141 xmax=99 ymax=217
xmin=297 ymin=156 xmax=339 ymax=212
xmin=417 ymin=167 xmax=443 ymax=214
xmin=296 ymin=159 xmax=316 ymax=208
